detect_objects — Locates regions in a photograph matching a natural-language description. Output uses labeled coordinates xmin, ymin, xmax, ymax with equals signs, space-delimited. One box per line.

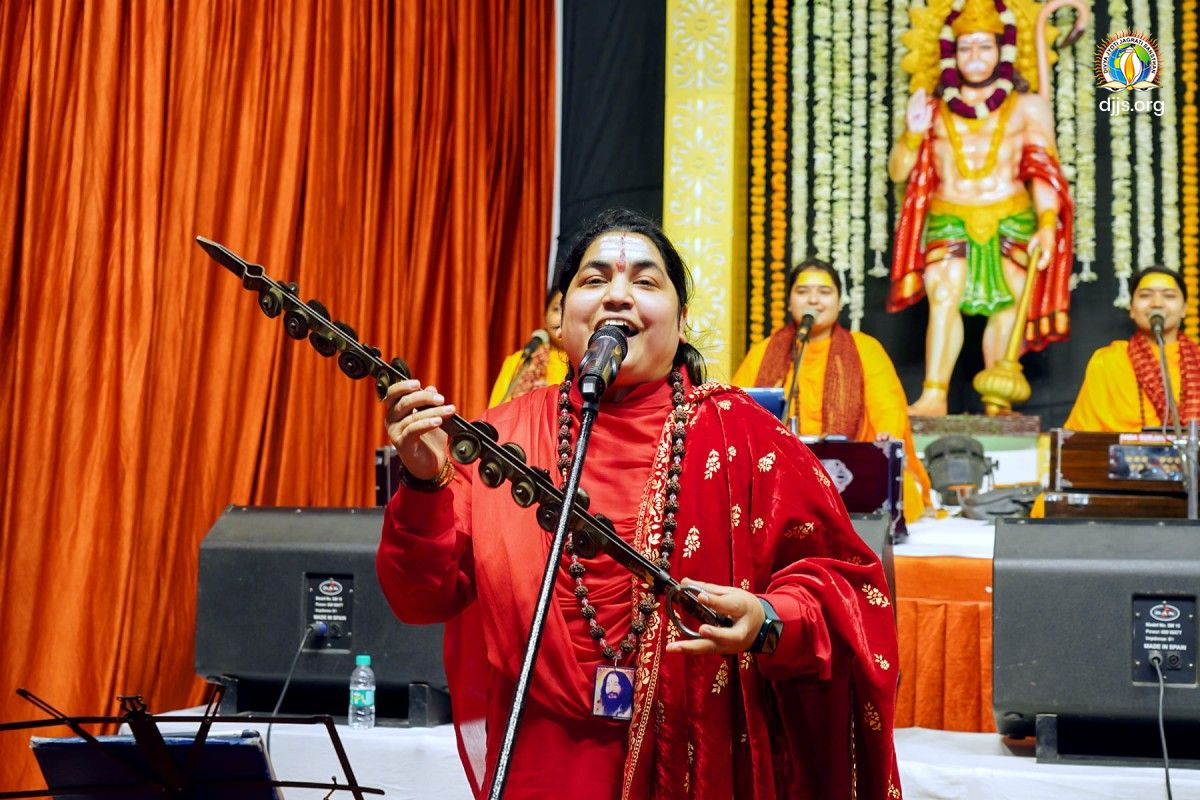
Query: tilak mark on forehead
xmin=616 ymin=233 xmax=627 ymax=273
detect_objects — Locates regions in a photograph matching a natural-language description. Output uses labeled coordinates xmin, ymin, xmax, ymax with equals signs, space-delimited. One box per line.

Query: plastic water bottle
xmin=348 ymin=653 xmax=376 ymax=729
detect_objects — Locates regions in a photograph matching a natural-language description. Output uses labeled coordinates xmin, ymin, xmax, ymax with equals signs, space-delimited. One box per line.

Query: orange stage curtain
xmin=894 ymin=556 xmax=996 ymax=733
xmin=0 ymin=0 xmax=554 ymax=790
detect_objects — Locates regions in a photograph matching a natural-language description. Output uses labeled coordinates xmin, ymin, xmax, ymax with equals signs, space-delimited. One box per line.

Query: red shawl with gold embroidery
xmin=378 ymin=380 xmax=902 ymax=799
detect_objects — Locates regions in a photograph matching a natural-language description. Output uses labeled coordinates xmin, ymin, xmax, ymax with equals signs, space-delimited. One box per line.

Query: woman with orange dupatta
xmin=377 ymin=210 xmax=902 ymax=799
xmin=732 ymin=259 xmax=931 ymax=525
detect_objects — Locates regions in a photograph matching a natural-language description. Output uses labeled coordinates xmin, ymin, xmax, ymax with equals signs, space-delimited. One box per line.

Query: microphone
xmin=520 ymin=329 xmax=549 ymax=358
xmin=795 ymin=312 xmax=816 ymax=344
xmin=578 ymin=325 xmax=629 ymax=404
xmin=1150 ymin=311 xmax=1166 ymax=341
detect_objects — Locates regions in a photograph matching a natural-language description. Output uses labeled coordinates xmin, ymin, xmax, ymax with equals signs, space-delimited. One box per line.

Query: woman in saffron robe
xmin=377 ymin=210 xmax=902 ymax=799
xmin=732 ymin=259 xmax=931 ymax=525
xmin=488 ymin=289 xmax=570 ymax=407
xmin=1066 ymin=267 xmax=1200 ymax=431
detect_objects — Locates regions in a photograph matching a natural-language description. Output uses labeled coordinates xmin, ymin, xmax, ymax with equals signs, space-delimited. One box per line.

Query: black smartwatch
xmin=747 ymin=597 xmax=784 ymax=655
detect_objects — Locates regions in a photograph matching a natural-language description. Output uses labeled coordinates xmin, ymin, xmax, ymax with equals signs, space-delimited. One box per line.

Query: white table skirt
xmin=135 ymin=713 xmax=1197 ymax=799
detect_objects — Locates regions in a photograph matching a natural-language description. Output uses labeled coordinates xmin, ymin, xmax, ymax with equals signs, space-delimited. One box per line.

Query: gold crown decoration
xmin=901 ymin=0 xmax=1058 ymax=95
xmin=952 ymin=0 xmax=1005 ymax=35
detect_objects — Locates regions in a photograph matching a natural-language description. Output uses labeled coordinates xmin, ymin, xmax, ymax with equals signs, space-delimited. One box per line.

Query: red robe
xmin=377 ymin=378 xmax=902 ymax=799
xmin=887 ymin=104 xmax=1074 ymax=353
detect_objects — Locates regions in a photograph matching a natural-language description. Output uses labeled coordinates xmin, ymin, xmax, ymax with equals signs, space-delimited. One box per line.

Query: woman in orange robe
xmin=1066 ymin=267 xmax=1200 ymax=431
xmin=732 ymin=260 xmax=931 ymax=525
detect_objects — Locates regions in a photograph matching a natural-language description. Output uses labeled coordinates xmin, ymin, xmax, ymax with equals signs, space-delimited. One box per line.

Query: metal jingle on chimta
xmin=283 ymin=307 xmax=311 ymax=340
xmin=536 ymin=500 xmax=563 ymax=533
xmin=479 ymin=457 xmax=506 ymax=488
xmin=570 ymin=528 xmax=599 ymax=559
xmin=309 ymin=329 xmax=339 ymax=358
xmin=307 ymin=298 xmax=331 ymax=320
xmin=503 ymin=442 xmax=527 ymax=464
xmin=451 ymin=431 xmax=483 ymax=464
xmin=257 ymin=288 xmax=283 ymax=318
xmin=337 ymin=350 xmax=371 ymax=380
xmin=510 ymin=475 xmax=540 ymax=508
xmin=474 ymin=420 xmax=499 ymax=441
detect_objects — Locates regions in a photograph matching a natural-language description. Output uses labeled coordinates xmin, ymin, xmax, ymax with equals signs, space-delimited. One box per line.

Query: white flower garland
xmin=1157 ymin=0 xmax=1181 ymax=271
xmin=1109 ymin=0 xmax=1133 ymax=307
xmin=812 ymin=0 xmax=833 ymax=259
xmin=867 ymin=0 xmax=890 ymax=278
xmin=831 ymin=0 xmax=853 ymax=305
xmin=1132 ymin=0 xmax=1157 ymax=271
xmin=1053 ymin=8 xmax=1076 ymax=183
xmin=848 ymin=0 xmax=869 ymax=329
xmin=790 ymin=0 xmax=809 ymax=267
xmin=1073 ymin=9 xmax=1097 ymax=281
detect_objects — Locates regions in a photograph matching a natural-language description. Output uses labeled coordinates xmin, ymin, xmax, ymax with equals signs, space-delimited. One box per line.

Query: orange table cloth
xmin=893 ymin=555 xmax=995 ymax=732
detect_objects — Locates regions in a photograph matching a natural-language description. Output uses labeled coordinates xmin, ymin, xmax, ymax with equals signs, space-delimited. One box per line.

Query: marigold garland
xmin=1180 ymin=0 xmax=1199 ymax=335
xmin=749 ymin=0 xmax=768 ymax=339
xmin=770 ymin=0 xmax=790 ymax=330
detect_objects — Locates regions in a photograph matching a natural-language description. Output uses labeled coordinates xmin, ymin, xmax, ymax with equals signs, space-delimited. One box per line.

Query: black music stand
xmin=0 ymin=686 xmax=383 ymax=800
xmin=32 ymin=731 xmax=280 ymax=800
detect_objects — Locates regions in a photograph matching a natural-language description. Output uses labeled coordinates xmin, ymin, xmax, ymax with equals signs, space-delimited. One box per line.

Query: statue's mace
xmin=973 ymin=244 xmax=1041 ymax=415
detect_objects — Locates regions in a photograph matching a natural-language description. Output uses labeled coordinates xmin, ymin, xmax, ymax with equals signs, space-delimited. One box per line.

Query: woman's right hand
xmin=384 ymin=380 xmax=457 ymax=480
xmin=906 ymin=88 xmax=933 ymax=134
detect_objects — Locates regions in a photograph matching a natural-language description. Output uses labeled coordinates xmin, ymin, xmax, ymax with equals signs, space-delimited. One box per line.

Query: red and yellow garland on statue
xmin=939 ymin=0 xmax=1020 ymax=117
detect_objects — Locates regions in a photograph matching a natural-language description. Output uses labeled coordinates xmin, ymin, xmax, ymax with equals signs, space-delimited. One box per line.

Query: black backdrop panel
xmin=558 ymin=0 xmax=665 ymax=255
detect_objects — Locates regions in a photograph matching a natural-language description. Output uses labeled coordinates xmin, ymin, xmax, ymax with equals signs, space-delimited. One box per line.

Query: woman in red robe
xmin=377 ymin=209 xmax=902 ymax=799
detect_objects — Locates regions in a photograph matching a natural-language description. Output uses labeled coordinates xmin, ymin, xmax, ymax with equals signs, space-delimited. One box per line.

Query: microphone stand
xmin=1152 ymin=326 xmax=1196 ymax=518
xmin=785 ymin=334 xmax=808 ymax=433
xmin=1153 ymin=326 xmax=1183 ymax=439
xmin=487 ymin=385 xmax=601 ymax=800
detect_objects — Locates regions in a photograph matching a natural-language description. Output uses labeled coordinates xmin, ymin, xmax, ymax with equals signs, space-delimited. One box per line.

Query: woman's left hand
xmin=664 ymin=579 xmax=766 ymax=656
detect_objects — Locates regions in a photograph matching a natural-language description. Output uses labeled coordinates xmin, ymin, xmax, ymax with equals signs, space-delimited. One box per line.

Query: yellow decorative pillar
xmin=663 ymin=0 xmax=748 ymax=382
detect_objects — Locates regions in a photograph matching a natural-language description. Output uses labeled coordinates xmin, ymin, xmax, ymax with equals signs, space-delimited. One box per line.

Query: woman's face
xmin=788 ymin=269 xmax=841 ymax=339
xmin=544 ymin=292 xmax=564 ymax=349
xmin=1130 ymin=275 xmax=1185 ymax=336
xmin=561 ymin=231 xmax=685 ymax=389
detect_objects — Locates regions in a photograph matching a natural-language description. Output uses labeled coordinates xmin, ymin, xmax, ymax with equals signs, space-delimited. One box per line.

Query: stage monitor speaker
xmin=993 ymin=518 xmax=1200 ymax=762
xmin=849 ymin=513 xmax=895 ymax=604
xmin=195 ymin=507 xmax=447 ymax=724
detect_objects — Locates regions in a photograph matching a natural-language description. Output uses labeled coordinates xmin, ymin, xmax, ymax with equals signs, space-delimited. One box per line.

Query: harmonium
xmin=805 ymin=437 xmax=906 ymax=539
xmin=1044 ymin=429 xmax=1187 ymax=518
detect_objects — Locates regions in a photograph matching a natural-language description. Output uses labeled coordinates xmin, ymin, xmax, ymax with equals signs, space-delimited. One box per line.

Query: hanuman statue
xmin=887 ymin=0 xmax=1085 ymax=416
